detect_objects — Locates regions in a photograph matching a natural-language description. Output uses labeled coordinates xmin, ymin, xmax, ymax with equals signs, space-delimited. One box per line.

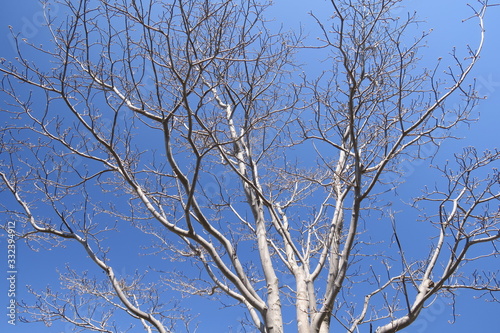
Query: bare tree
xmin=1 ymin=0 xmax=499 ymax=332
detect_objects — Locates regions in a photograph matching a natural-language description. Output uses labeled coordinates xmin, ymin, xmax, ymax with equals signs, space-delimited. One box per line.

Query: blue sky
xmin=1 ymin=1 xmax=499 ymax=332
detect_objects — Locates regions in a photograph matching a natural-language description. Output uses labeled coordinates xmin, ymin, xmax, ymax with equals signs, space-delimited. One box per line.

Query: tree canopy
xmin=1 ymin=0 xmax=499 ymax=332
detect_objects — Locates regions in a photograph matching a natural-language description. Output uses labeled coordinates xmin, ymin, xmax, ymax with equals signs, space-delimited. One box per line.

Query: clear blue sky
xmin=0 ymin=1 xmax=499 ymax=332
